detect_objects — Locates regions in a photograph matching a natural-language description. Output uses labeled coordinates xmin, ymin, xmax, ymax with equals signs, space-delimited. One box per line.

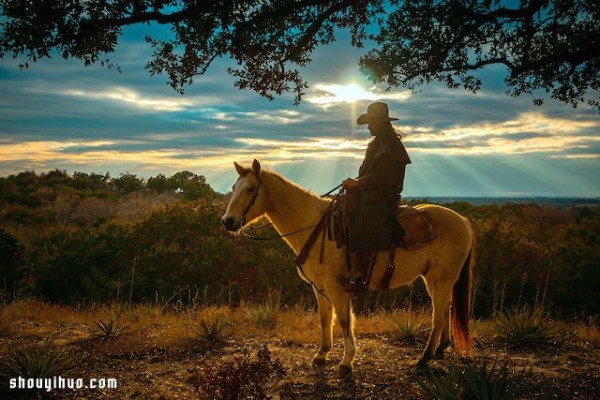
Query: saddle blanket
xmin=395 ymin=205 xmax=436 ymax=250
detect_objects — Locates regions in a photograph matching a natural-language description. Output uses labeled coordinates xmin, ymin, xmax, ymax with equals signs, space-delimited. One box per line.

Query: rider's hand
xmin=342 ymin=178 xmax=358 ymax=189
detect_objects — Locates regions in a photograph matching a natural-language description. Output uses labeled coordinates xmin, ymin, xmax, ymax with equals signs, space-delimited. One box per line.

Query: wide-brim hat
xmin=357 ymin=102 xmax=399 ymax=125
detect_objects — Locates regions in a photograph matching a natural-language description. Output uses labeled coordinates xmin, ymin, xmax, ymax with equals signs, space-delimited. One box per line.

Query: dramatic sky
xmin=1 ymin=24 xmax=599 ymax=197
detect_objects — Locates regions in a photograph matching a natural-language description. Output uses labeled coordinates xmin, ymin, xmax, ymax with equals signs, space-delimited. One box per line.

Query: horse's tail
xmin=452 ymin=233 xmax=475 ymax=354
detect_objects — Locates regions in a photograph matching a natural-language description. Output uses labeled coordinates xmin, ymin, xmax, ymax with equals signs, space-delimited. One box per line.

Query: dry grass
xmin=0 ymin=315 xmax=11 ymax=338
xmin=275 ymin=307 xmax=320 ymax=344
xmin=559 ymin=317 xmax=600 ymax=345
xmin=1 ymin=298 xmax=86 ymax=325
xmin=7 ymin=299 xmax=597 ymax=350
xmin=2 ymin=299 xmax=600 ymax=399
xmin=243 ymin=300 xmax=282 ymax=330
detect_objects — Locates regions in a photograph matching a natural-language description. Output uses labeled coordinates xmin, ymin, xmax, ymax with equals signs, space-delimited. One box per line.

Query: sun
xmin=307 ymin=83 xmax=379 ymax=105
xmin=306 ymin=82 xmax=411 ymax=106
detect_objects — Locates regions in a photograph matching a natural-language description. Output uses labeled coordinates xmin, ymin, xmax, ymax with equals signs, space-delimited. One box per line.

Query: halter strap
xmin=240 ymin=173 xmax=262 ymax=224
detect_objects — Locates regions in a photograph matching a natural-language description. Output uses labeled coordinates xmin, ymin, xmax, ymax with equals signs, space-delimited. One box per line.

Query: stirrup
xmin=353 ymin=276 xmax=368 ymax=293
xmin=337 ymin=275 xmax=368 ymax=294
xmin=337 ymin=275 xmax=354 ymax=292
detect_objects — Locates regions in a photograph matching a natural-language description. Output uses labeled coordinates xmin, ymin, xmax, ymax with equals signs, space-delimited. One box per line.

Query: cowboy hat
xmin=357 ymin=102 xmax=399 ymax=125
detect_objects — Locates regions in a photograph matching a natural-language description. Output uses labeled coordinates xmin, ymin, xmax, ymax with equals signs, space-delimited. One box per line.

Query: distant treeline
xmin=0 ymin=170 xmax=598 ymax=317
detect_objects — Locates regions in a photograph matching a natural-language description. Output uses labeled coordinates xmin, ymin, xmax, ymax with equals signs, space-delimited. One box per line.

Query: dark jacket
xmin=347 ymin=130 xmax=411 ymax=252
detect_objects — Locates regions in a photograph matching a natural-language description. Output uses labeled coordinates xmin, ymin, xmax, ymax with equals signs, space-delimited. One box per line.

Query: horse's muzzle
xmin=221 ymin=216 xmax=242 ymax=231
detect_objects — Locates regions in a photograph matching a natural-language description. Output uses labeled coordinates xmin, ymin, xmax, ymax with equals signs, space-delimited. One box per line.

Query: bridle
xmin=238 ymin=174 xmax=344 ymax=241
xmin=239 ymin=173 xmax=318 ymax=240
xmin=239 ymin=173 xmax=262 ymax=227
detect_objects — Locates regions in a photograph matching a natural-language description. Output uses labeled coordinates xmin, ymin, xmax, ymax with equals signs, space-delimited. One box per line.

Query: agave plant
xmin=93 ymin=312 xmax=130 ymax=340
xmin=385 ymin=312 xmax=429 ymax=342
xmin=0 ymin=341 xmax=75 ymax=382
xmin=493 ymin=307 xmax=556 ymax=348
xmin=417 ymin=359 xmax=516 ymax=400
xmin=194 ymin=314 xmax=232 ymax=349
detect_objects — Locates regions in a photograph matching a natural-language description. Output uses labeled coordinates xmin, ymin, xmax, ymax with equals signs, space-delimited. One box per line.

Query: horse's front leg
xmin=327 ymin=284 xmax=356 ymax=373
xmin=312 ymin=286 xmax=333 ymax=366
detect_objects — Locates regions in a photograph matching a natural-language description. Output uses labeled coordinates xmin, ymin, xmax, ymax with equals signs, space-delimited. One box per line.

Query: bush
xmin=92 ymin=311 xmax=130 ymax=340
xmin=0 ymin=341 xmax=75 ymax=396
xmin=492 ymin=307 xmax=556 ymax=348
xmin=385 ymin=312 xmax=428 ymax=342
xmin=244 ymin=301 xmax=282 ymax=329
xmin=191 ymin=345 xmax=286 ymax=400
xmin=417 ymin=359 xmax=515 ymax=400
xmin=194 ymin=314 xmax=232 ymax=349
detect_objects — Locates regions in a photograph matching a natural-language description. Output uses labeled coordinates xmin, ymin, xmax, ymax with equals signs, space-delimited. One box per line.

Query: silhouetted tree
xmin=1 ymin=1 xmax=597 ymax=108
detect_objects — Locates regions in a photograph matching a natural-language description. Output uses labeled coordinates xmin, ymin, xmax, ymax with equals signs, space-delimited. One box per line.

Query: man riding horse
xmin=339 ymin=102 xmax=411 ymax=293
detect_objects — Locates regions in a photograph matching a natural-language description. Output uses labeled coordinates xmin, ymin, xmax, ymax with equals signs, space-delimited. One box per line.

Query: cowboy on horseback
xmin=339 ymin=102 xmax=411 ymax=293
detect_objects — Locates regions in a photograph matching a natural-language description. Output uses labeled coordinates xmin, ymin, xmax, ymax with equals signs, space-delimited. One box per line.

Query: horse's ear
xmin=252 ymin=159 xmax=261 ymax=176
xmin=234 ymin=162 xmax=247 ymax=176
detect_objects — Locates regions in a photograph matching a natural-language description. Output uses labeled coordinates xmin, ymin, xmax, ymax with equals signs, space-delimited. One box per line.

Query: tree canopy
xmin=1 ymin=0 xmax=598 ymax=108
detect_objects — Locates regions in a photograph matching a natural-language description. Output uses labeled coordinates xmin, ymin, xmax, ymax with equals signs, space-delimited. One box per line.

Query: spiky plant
xmin=0 ymin=341 xmax=75 ymax=386
xmin=417 ymin=359 xmax=516 ymax=400
xmin=493 ymin=307 xmax=555 ymax=348
xmin=194 ymin=315 xmax=232 ymax=349
xmin=385 ymin=313 xmax=428 ymax=342
xmin=93 ymin=312 xmax=129 ymax=340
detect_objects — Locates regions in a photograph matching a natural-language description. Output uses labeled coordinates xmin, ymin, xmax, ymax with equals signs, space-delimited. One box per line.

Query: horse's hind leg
xmin=434 ymin=315 xmax=451 ymax=359
xmin=419 ymin=277 xmax=452 ymax=367
xmin=312 ymin=288 xmax=333 ymax=366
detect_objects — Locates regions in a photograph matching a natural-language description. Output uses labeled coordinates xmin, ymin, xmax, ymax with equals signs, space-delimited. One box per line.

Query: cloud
xmin=57 ymin=87 xmax=196 ymax=112
xmin=0 ymin=25 xmax=598 ymax=197
xmin=404 ymin=112 xmax=600 ymax=157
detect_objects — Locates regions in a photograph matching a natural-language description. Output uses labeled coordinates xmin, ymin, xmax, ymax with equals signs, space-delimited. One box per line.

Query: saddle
xmin=328 ymin=197 xmax=436 ymax=251
xmin=296 ymin=196 xmax=436 ymax=292
xmin=333 ymin=198 xmax=436 ymax=291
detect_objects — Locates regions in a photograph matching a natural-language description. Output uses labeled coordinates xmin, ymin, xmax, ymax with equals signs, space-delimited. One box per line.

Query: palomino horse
xmin=222 ymin=160 xmax=475 ymax=371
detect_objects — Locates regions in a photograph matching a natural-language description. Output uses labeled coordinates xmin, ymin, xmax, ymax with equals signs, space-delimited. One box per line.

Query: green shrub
xmin=417 ymin=359 xmax=515 ymax=400
xmin=492 ymin=307 xmax=555 ymax=348
xmin=385 ymin=312 xmax=428 ymax=342
xmin=0 ymin=341 xmax=75 ymax=394
xmin=194 ymin=314 xmax=232 ymax=349
xmin=92 ymin=312 xmax=129 ymax=340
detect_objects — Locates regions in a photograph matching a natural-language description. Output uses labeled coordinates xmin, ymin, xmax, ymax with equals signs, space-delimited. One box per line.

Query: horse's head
xmin=221 ymin=159 xmax=267 ymax=231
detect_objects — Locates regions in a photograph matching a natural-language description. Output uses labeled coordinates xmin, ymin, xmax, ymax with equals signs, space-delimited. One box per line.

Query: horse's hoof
xmin=338 ymin=364 xmax=353 ymax=375
xmin=312 ymin=357 xmax=327 ymax=367
xmin=416 ymin=357 xmax=429 ymax=368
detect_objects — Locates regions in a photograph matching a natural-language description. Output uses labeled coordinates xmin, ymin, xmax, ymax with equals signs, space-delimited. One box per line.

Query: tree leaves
xmin=2 ymin=1 xmax=597 ymax=108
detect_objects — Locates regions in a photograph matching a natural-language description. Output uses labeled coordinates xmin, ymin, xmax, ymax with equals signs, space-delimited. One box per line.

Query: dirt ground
xmin=1 ymin=304 xmax=599 ymax=400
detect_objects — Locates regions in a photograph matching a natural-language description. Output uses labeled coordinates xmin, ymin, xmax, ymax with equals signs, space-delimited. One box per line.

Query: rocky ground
xmin=1 ymin=301 xmax=599 ymax=399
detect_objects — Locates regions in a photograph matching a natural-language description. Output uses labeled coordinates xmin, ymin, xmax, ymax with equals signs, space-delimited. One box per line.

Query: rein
xmin=242 ymin=222 xmax=317 ymax=241
xmin=240 ymin=183 xmax=342 ymax=241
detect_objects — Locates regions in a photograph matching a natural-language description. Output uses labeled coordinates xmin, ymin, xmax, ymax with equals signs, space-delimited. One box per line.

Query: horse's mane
xmin=263 ymin=169 xmax=330 ymax=205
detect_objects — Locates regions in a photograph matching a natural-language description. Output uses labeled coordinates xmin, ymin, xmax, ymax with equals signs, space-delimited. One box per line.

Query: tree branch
xmin=284 ymin=0 xmax=355 ymax=62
